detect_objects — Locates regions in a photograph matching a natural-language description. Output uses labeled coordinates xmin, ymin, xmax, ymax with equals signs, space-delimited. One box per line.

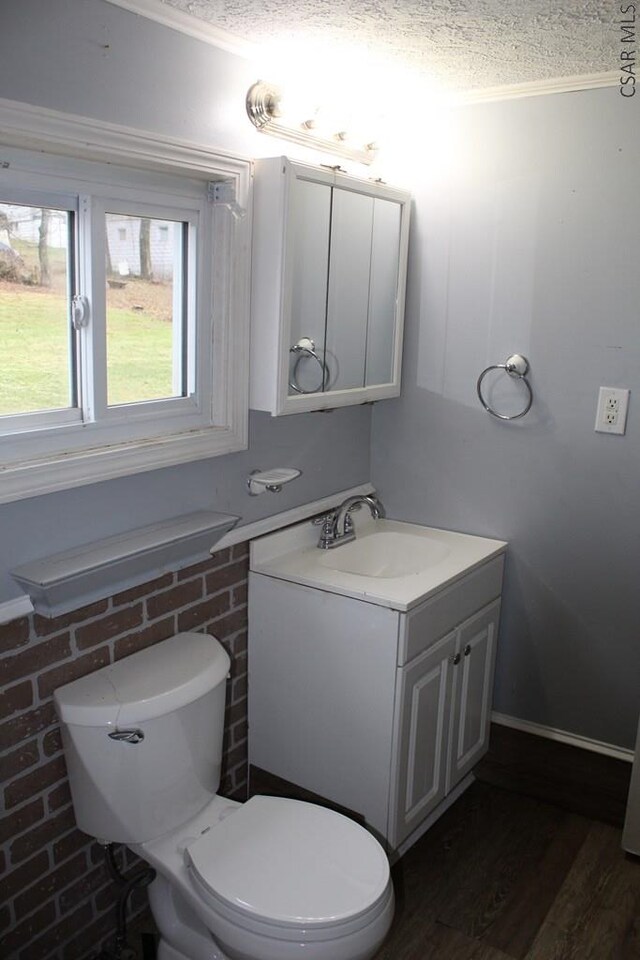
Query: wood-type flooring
xmin=375 ymin=725 xmax=638 ymax=960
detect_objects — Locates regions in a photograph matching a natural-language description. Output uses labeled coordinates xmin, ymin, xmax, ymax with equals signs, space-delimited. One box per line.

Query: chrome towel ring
xmin=477 ymin=354 xmax=533 ymax=420
xmin=289 ymin=337 xmax=329 ymax=394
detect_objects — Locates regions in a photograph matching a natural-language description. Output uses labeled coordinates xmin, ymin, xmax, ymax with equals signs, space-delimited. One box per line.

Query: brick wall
xmin=0 ymin=544 xmax=249 ymax=960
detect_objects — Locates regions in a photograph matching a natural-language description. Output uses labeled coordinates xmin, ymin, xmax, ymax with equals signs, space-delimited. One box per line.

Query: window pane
xmin=105 ymin=213 xmax=186 ymax=406
xmin=0 ymin=203 xmax=73 ymax=415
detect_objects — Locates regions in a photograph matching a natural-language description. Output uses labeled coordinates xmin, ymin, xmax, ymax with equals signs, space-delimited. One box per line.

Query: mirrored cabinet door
xmin=288 ymin=177 xmax=331 ymax=396
xmin=325 ymin=188 xmax=374 ymax=391
xmin=366 ymin=197 xmax=402 ymax=386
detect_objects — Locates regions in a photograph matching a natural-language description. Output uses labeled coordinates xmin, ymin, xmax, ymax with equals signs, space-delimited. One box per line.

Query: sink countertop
xmin=250 ymin=516 xmax=507 ymax=612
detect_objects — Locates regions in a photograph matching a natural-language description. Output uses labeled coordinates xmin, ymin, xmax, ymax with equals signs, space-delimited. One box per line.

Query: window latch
xmin=71 ymin=295 xmax=90 ymax=330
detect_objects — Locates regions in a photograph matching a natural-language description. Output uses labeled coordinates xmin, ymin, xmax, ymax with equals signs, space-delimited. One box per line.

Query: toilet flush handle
xmin=108 ymin=729 xmax=144 ymax=744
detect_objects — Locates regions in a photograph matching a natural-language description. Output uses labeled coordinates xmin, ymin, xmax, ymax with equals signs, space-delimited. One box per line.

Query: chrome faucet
xmin=314 ymin=494 xmax=385 ymax=549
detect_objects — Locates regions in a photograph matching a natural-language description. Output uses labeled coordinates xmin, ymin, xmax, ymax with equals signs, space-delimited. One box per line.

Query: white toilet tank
xmin=54 ymin=632 xmax=230 ymax=844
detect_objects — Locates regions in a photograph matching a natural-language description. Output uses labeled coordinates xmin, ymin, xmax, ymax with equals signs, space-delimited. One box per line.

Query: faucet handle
xmin=313 ymin=511 xmax=339 ymax=549
xmin=311 ymin=511 xmax=335 ymax=526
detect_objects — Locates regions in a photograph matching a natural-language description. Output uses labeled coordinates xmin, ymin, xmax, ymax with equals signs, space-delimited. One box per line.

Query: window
xmin=0 ymin=103 xmax=250 ymax=504
xmin=104 ymin=212 xmax=190 ymax=406
xmin=0 ymin=201 xmax=75 ymax=417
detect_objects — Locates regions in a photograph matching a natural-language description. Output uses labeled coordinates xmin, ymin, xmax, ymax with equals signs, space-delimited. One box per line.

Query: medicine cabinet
xmin=249 ymin=158 xmax=410 ymax=416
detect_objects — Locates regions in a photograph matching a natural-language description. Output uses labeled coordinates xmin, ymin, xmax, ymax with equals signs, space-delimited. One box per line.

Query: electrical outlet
xmin=595 ymin=386 xmax=630 ymax=435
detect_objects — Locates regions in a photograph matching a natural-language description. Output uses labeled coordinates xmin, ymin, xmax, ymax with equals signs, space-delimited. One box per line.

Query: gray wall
xmin=372 ymin=88 xmax=640 ymax=749
xmin=2 ymin=0 xmax=637 ymax=750
xmin=0 ymin=0 xmax=372 ymax=603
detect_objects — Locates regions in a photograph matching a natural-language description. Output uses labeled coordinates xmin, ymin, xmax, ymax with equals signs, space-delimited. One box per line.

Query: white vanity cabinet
xmin=249 ymin=158 xmax=410 ymax=415
xmin=248 ymin=541 xmax=504 ymax=854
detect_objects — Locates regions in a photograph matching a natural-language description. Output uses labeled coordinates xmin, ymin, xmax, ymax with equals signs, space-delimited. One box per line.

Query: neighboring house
xmin=2 ymin=204 xmax=67 ymax=248
xmin=106 ymin=214 xmax=176 ymax=280
xmin=2 ymin=205 xmax=175 ymax=280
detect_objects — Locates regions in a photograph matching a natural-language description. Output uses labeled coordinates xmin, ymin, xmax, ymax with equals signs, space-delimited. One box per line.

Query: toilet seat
xmin=185 ymin=795 xmax=391 ymax=938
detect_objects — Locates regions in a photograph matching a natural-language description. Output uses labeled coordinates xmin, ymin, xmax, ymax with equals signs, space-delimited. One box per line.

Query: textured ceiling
xmin=161 ymin=0 xmax=615 ymax=92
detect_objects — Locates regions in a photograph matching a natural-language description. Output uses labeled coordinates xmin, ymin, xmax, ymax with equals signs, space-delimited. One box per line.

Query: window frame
xmin=0 ymin=185 xmax=80 ymax=432
xmin=79 ymin=191 xmax=207 ymax=431
xmin=0 ymin=97 xmax=251 ymax=504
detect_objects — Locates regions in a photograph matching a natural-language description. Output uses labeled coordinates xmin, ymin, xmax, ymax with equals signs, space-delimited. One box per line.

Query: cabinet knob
xmin=464 ymin=644 xmax=472 ymax=656
xmin=450 ymin=653 xmax=461 ymax=665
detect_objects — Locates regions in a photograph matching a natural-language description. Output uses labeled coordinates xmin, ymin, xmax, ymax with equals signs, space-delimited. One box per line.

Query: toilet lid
xmin=185 ymin=796 xmax=390 ymax=927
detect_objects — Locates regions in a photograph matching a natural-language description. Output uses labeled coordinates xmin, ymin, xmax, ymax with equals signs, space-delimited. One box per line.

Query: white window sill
xmin=0 ymin=423 xmax=247 ymax=505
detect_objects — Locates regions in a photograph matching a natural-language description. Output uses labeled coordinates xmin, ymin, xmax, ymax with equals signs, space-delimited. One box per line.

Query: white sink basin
xmin=318 ymin=530 xmax=450 ymax=578
xmin=251 ymin=515 xmax=506 ymax=611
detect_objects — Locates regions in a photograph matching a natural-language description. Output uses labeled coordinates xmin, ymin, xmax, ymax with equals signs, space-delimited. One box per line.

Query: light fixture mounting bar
xmin=246 ymin=81 xmax=377 ymax=165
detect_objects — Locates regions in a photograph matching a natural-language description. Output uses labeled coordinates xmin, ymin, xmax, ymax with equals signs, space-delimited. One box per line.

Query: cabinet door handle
xmin=464 ymin=644 xmax=472 ymax=656
xmin=450 ymin=653 xmax=461 ymax=665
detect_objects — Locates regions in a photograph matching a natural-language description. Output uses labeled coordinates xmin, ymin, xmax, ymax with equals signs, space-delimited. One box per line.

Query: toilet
xmin=54 ymin=632 xmax=394 ymax=960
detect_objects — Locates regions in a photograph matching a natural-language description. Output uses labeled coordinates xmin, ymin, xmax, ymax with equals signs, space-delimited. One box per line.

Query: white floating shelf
xmin=12 ymin=511 xmax=239 ymax=618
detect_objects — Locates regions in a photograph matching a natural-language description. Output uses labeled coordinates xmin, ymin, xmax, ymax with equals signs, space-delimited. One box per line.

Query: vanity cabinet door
xmin=447 ymin=600 xmax=500 ymax=792
xmin=391 ymin=596 xmax=501 ymax=851
xmin=392 ymin=630 xmax=458 ymax=849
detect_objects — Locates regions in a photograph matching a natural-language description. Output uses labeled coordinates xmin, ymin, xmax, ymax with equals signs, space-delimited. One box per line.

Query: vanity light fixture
xmin=246 ymin=80 xmax=378 ymax=165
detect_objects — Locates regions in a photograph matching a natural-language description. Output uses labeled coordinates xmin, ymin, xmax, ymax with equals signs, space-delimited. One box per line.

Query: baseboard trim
xmin=491 ymin=711 xmax=633 ymax=763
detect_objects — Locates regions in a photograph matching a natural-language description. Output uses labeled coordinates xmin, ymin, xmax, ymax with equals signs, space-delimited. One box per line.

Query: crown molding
xmin=103 ymin=0 xmax=257 ymax=60
xmin=456 ymin=70 xmax=619 ymax=105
